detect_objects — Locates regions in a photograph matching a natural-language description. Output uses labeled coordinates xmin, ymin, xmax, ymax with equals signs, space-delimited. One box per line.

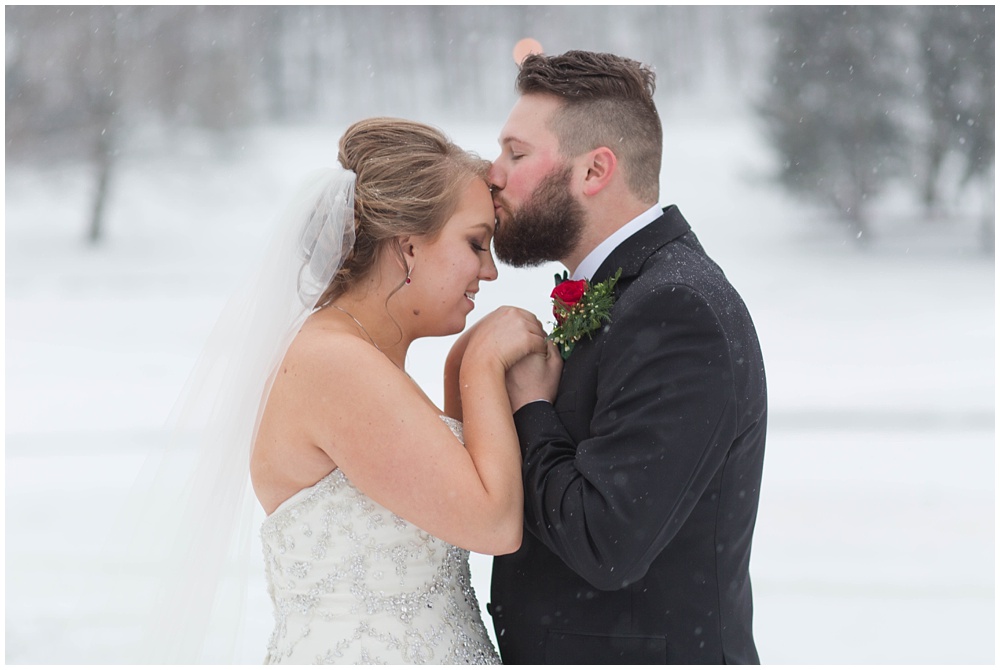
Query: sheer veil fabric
xmin=107 ymin=169 xmax=357 ymax=662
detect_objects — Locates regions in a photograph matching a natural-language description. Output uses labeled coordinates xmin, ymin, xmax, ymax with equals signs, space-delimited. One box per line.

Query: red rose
xmin=550 ymin=279 xmax=588 ymax=324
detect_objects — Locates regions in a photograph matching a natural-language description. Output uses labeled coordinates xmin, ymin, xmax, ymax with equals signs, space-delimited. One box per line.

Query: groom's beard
xmin=493 ymin=165 xmax=585 ymax=268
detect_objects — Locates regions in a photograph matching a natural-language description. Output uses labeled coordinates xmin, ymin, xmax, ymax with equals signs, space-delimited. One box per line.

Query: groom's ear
xmin=580 ymin=147 xmax=617 ymax=197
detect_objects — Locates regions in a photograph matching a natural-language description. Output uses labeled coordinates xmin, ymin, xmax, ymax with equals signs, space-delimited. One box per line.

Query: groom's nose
xmin=487 ymin=161 xmax=505 ymax=192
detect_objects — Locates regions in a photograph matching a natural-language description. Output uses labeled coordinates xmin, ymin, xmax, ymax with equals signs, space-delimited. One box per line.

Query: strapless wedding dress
xmin=260 ymin=416 xmax=500 ymax=664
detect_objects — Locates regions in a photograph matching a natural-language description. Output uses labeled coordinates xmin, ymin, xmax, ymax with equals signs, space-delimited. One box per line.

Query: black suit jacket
xmin=490 ymin=207 xmax=766 ymax=664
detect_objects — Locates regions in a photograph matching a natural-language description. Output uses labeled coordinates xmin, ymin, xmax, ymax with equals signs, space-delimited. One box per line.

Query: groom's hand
xmin=505 ymin=340 xmax=562 ymax=412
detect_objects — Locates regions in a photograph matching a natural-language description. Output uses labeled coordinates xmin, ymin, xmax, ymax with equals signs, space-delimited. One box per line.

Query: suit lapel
xmin=555 ymin=207 xmax=691 ymax=438
xmin=591 ymin=206 xmax=691 ymax=286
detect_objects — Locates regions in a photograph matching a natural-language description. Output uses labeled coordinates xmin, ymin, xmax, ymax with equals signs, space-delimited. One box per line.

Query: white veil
xmin=108 ymin=168 xmax=356 ymax=662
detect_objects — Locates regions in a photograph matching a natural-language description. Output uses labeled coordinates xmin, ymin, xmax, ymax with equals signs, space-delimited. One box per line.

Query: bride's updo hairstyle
xmin=316 ymin=118 xmax=490 ymax=308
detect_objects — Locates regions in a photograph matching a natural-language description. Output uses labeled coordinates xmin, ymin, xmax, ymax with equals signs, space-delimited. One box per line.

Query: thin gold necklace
xmin=330 ymin=305 xmax=412 ymax=378
xmin=331 ymin=305 xmax=382 ymax=352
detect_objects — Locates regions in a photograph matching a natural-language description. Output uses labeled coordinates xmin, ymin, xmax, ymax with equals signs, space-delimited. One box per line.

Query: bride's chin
xmin=445 ymin=318 xmax=467 ymax=336
xmin=419 ymin=317 xmax=465 ymax=339
xmin=443 ymin=315 xmax=469 ymax=337
xmin=412 ymin=304 xmax=469 ymax=338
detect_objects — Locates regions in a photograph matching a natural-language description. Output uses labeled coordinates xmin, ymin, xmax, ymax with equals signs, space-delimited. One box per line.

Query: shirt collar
xmin=570 ymin=204 xmax=663 ymax=281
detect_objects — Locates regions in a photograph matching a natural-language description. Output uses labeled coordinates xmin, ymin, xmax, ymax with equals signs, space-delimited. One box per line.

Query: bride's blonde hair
xmin=316 ymin=118 xmax=489 ymax=307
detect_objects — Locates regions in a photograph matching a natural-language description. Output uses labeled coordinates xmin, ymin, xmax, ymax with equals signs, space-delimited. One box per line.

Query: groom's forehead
xmin=499 ymin=97 xmax=561 ymax=144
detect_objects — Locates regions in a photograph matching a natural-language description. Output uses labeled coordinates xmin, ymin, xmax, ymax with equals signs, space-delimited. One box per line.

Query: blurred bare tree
xmin=86 ymin=6 xmax=122 ymax=244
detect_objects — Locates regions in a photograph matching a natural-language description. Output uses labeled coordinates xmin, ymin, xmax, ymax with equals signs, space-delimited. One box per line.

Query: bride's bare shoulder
xmin=282 ymin=316 xmax=394 ymax=381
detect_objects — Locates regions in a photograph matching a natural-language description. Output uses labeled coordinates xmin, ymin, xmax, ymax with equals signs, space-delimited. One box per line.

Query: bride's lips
xmin=464 ymin=286 xmax=482 ymax=311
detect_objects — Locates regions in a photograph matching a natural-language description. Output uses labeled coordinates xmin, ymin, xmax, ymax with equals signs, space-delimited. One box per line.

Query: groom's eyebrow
xmin=499 ymin=134 xmax=527 ymax=148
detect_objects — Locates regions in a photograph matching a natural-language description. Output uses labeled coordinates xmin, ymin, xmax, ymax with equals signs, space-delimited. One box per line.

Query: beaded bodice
xmin=260 ymin=416 xmax=500 ymax=664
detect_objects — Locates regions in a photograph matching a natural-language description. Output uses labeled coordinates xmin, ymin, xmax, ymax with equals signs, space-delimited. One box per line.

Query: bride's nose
xmin=481 ymin=251 xmax=498 ymax=282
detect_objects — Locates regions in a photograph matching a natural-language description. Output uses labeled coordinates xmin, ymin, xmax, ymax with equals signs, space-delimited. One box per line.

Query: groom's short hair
xmin=516 ymin=50 xmax=662 ymax=203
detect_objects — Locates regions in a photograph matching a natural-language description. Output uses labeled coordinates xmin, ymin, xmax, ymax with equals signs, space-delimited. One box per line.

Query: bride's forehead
xmin=445 ymin=181 xmax=493 ymax=218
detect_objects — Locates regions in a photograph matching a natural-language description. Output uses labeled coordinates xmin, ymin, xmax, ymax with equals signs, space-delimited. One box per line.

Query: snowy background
xmin=5 ymin=6 xmax=995 ymax=665
xmin=7 ymin=109 xmax=994 ymax=665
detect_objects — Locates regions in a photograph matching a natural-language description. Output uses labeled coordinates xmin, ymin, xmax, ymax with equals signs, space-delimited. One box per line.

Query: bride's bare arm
xmin=443 ymin=316 xmax=488 ymax=422
xmin=443 ymin=324 xmax=474 ymax=422
xmin=296 ymin=307 xmax=547 ymax=555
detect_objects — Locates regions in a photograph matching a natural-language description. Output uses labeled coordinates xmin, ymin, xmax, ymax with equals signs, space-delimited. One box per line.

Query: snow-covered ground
xmin=6 ymin=108 xmax=994 ymax=663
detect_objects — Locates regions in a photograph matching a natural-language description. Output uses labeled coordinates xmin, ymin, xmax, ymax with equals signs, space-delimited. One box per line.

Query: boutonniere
xmin=548 ymin=268 xmax=622 ymax=359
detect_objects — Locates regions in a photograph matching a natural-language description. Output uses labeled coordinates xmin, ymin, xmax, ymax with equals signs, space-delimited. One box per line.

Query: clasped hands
xmin=448 ymin=306 xmax=562 ymax=413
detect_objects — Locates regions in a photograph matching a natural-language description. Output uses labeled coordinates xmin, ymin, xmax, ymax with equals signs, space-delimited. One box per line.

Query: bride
xmin=252 ymin=118 xmax=560 ymax=664
xmin=130 ymin=118 xmax=561 ymax=664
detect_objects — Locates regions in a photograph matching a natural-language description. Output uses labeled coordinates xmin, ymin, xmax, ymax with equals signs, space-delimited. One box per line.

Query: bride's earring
xmin=399 ymin=240 xmax=414 ymax=285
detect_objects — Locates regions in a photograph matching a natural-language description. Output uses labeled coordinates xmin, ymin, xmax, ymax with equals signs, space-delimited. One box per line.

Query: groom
xmin=488 ymin=50 xmax=767 ymax=664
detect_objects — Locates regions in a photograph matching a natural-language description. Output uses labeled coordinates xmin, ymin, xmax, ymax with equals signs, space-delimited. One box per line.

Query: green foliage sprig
xmin=548 ymin=268 xmax=622 ymax=360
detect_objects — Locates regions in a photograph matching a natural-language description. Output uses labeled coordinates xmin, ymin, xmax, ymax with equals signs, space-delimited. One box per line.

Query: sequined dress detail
xmin=260 ymin=416 xmax=500 ymax=664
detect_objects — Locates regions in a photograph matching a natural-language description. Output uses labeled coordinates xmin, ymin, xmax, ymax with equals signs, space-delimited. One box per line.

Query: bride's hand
xmin=445 ymin=313 xmax=486 ymax=372
xmin=465 ymin=306 xmax=549 ymax=372
xmin=445 ymin=307 xmax=546 ymax=421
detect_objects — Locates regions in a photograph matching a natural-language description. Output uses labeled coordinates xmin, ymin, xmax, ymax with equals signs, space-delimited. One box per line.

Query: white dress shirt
xmin=570 ymin=204 xmax=663 ymax=281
